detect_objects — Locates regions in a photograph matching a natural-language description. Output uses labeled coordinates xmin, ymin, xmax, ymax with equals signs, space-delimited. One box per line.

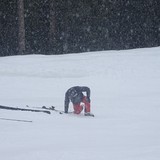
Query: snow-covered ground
xmin=0 ymin=47 xmax=160 ymax=160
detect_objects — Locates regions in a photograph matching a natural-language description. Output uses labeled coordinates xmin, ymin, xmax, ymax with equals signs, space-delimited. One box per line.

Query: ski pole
xmin=0 ymin=117 xmax=32 ymax=123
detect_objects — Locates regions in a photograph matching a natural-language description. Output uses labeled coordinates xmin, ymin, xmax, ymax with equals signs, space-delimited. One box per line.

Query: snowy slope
xmin=0 ymin=47 xmax=160 ymax=160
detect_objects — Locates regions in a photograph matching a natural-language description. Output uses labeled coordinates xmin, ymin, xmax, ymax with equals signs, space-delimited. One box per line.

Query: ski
xmin=42 ymin=106 xmax=64 ymax=114
xmin=42 ymin=106 xmax=95 ymax=117
xmin=26 ymin=105 xmax=64 ymax=114
xmin=26 ymin=105 xmax=95 ymax=117
xmin=0 ymin=105 xmax=51 ymax=114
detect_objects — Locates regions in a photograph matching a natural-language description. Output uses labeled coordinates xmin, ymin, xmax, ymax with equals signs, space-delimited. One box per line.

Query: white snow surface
xmin=0 ymin=47 xmax=160 ymax=160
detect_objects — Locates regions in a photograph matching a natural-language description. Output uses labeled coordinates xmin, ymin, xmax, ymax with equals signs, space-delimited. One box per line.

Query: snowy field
xmin=0 ymin=47 xmax=160 ymax=160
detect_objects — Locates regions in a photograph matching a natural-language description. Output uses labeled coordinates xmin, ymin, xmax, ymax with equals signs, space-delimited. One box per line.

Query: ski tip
xmin=84 ymin=113 xmax=95 ymax=117
xmin=51 ymin=106 xmax=55 ymax=110
xmin=44 ymin=110 xmax=51 ymax=114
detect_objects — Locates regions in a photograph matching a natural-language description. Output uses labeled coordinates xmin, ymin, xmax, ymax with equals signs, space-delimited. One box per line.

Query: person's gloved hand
xmin=86 ymin=97 xmax=90 ymax=103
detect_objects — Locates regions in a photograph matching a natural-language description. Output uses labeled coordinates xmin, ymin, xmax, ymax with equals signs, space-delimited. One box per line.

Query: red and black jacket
xmin=64 ymin=86 xmax=90 ymax=113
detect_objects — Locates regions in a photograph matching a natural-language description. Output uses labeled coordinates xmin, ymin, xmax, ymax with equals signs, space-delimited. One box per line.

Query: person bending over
xmin=64 ymin=86 xmax=94 ymax=116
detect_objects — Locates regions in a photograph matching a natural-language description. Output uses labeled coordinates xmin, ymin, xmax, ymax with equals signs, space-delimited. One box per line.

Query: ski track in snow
xmin=0 ymin=47 xmax=160 ymax=160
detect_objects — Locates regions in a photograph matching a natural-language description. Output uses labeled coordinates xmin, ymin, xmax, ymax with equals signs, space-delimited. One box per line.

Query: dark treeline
xmin=0 ymin=0 xmax=160 ymax=56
